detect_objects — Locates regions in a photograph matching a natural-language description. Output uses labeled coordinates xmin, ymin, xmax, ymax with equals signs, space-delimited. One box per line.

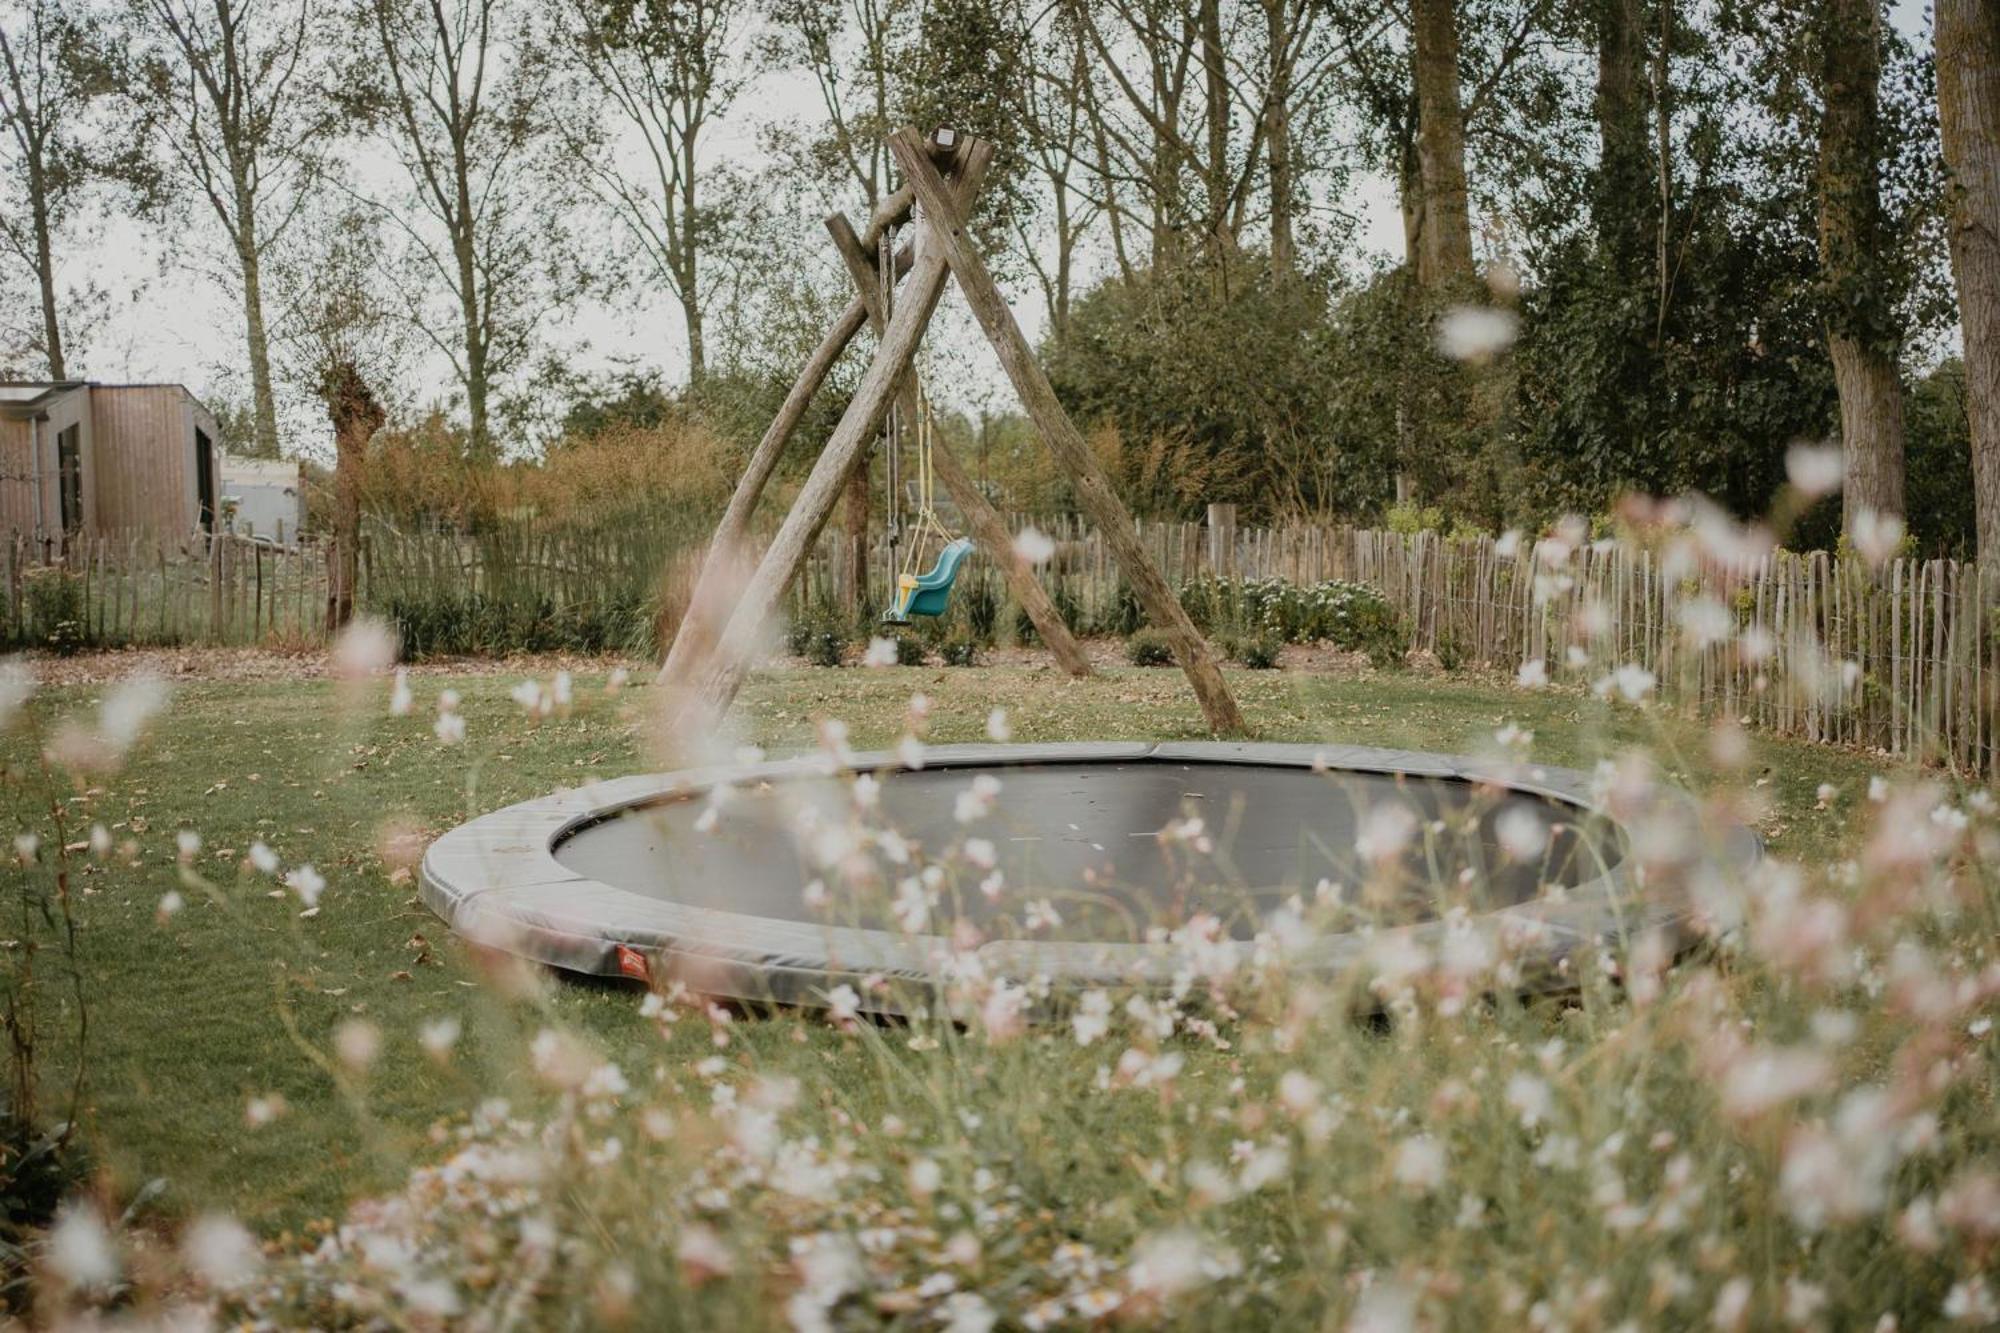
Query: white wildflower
xmin=1785 ymin=442 xmax=1843 ymax=497
xmin=1679 ymin=597 xmax=1732 ymax=649
xmin=1944 ymin=1277 xmax=1997 ymax=1324
xmin=420 ymin=1016 xmax=461 ymax=1061
xmin=100 ymin=674 xmax=169 ymax=753
xmin=1495 ymin=806 xmax=1549 ymax=861
xmin=183 ymin=1213 xmax=261 ymax=1289
xmin=1013 ymin=527 xmax=1056 ymax=565
xmin=332 ymin=617 xmax=398 ymax=677
xmin=285 ymin=864 xmax=326 ymax=908
xmin=1127 ymin=1229 xmax=1212 ymax=1298
xmin=388 ymin=669 xmax=413 ymax=716
xmin=335 ymin=1019 xmax=380 ymax=1072
xmin=941 ymin=1292 xmax=996 ymax=1333
xmin=1436 ymin=305 xmax=1519 ymax=362
xmin=0 ymin=657 xmax=33 ymax=728
xmin=1850 ymin=508 xmax=1905 ymax=567
xmin=1505 ymin=1073 xmax=1554 ymax=1129
xmin=1355 ymin=803 xmax=1417 ymax=862
xmin=1349 ymin=1280 xmax=1418 ymax=1333
xmin=1392 ymin=1135 xmax=1446 ymax=1193
xmin=1073 ymin=989 xmax=1112 ymax=1046
xmin=46 ymin=1204 xmax=118 ymax=1288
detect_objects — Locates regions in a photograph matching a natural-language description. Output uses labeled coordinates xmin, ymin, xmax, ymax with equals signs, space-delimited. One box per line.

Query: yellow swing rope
xmin=898 ymin=396 xmax=950 ymax=580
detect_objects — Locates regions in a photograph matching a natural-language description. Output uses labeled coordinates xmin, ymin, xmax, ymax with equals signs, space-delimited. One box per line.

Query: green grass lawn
xmin=1 ymin=659 xmax=1904 ymax=1232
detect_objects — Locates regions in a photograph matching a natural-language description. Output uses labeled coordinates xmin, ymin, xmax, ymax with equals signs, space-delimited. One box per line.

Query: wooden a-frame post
xmin=666 ymin=135 xmax=995 ymax=730
xmin=824 ymin=210 xmax=1094 ymax=679
xmin=886 ymin=129 xmax=1244 ymax=734
xmin=659 ymin=180 xmax=930 ymax=689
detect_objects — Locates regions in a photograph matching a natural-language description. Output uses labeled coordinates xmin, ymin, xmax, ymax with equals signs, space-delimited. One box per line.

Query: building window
xmin=57 ymin=423 xmax=82 ymax=534
xmin=194 ymin=427 xmax=215 ymax=532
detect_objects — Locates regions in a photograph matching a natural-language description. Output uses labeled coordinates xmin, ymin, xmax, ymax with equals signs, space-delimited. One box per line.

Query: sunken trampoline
xmin=421 ymin=741 xmax=1755 ymax=1012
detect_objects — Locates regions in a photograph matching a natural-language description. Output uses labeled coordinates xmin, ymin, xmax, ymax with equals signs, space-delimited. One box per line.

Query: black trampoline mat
xmin=552 ymin=760 xmax=1608 ymax=941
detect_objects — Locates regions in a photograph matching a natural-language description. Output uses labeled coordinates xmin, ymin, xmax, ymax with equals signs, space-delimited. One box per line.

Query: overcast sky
xmin=62 ymin=0 xmax=1939 ymax=462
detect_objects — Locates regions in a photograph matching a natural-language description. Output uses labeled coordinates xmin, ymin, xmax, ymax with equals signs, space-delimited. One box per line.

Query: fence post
xmin=1205 ymin=504 xmax=1236 ymax=579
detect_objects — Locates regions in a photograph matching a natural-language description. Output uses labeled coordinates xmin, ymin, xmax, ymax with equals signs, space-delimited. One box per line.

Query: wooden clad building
xmin=0 ymin=382 xmax=220 ymax=540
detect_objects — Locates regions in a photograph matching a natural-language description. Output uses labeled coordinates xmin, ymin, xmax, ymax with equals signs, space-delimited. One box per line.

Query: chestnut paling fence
xmin=5 ymin=518 xmax=1996 ymax=774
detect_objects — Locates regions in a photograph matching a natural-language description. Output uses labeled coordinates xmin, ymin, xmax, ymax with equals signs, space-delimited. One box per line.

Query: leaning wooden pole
xmin=659 ymin=186 xmax=926 ymax=688
xmin=668 ymin=136 xmax=994 ymax=732
xmin=825 ymin=212 xmax=1095 ymax=679
xmin=887 ymin=129 xmax=1245 ymax=734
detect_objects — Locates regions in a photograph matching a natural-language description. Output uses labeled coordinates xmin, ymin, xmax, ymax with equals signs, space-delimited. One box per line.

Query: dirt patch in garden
xmin=17 ymin=647 xmax=653 ymax=687
xmin=18 ymin=637 xmax=1399 ymax=686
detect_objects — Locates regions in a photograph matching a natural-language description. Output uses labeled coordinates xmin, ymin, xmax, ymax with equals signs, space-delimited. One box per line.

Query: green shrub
xmin=22 ymin=567 xmax=89 ymax=655
xmin=385 ymin=592 xmax=654 ymax=659
xmin=1011 ymin=586 xmax=1085 ymax=647
xmin=803 ymin=626 xmax=846 ymax=668
xmin=940 ymin=635 xmax=980 ymax=667
xmin=1096 ymin=580 xmax=1144 ymax=637
xmin=1235 ymin=635 xmax=1282 ymax=669
xmin=960 ymin=578 xmax=999 ymax=643
xmin=1056 ymin=583 xmax=1085 ymax=633
xmin=786 ymin=612 xmax=834 ymax=658
xmin=1385 ymin=501 xmax=1444 ymax=536
xmin=1435 ymin=628 xmax=1468 ymax=673
xmin=1126 ymin=629 xmax=1175 ymax=666
xmin=894 ymin=634 xmax=927 ymax=666
xmin=1178 ymin=577 xmax=1222 ymax=634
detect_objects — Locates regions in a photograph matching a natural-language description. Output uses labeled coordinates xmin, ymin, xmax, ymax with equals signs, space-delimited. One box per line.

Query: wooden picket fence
xmin=2 ymin=530 xmax=335 ymax=648
xmin=6 ymin=515 xmax=1998 ymax=774
xmin=801 ymin=515 xmax=2000 ymax=776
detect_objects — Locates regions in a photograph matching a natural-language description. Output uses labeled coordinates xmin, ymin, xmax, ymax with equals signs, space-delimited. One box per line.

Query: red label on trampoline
xmin=615 ymin=945 xmax=650 ymax=980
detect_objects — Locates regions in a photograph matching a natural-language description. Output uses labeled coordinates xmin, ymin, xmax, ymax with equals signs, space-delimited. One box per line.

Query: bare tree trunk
xmin=1410 ymin=0 xmax=1475 ymax=289
xmin=1653 ymin=0 xmax=1674 ymax=341
xmin=681 ymin=135 xmax=706 ymax=382
xmin=238 ymin=208 xmax=280 ymax=456
xmin=1817 ymin=0 xmax=1905 ymax=525
xmin=1199 ymin=0 xmax=1230 ymax=251
xmin=321 ymin=359 xmax=384 ymax=630
xmin=33 ymin=186 xmax=63 ymax=378
xmin=1938 ymin=0 xmax=2000 ymax=563
xmin=1593 ymin=0 xmax=1647 ymax=273
xmin=1263 ymin=0 xmax=1295 ymax=271
xmin=454 ymin=226 xmax=489 ymax=457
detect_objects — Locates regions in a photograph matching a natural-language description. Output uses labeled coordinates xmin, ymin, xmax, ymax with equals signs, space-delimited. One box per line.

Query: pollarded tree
xmin=126 ymin=0 xmax=341 ymax=458
xmin=1936 ymin=0 xmax=2000 ymax=563
xmin=0 ymin=0 xmax=124 ymax=379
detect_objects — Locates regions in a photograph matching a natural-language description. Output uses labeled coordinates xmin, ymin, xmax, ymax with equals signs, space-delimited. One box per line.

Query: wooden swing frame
xmin=659 ymin=127 xmax=1244 ymax=738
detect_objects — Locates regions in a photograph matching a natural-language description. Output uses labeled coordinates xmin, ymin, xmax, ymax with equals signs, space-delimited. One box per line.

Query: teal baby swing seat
xmin=881 ymin=395 xmax=974 ymax=626
xmin=884 ymin=537 xmax=973 ymax=624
